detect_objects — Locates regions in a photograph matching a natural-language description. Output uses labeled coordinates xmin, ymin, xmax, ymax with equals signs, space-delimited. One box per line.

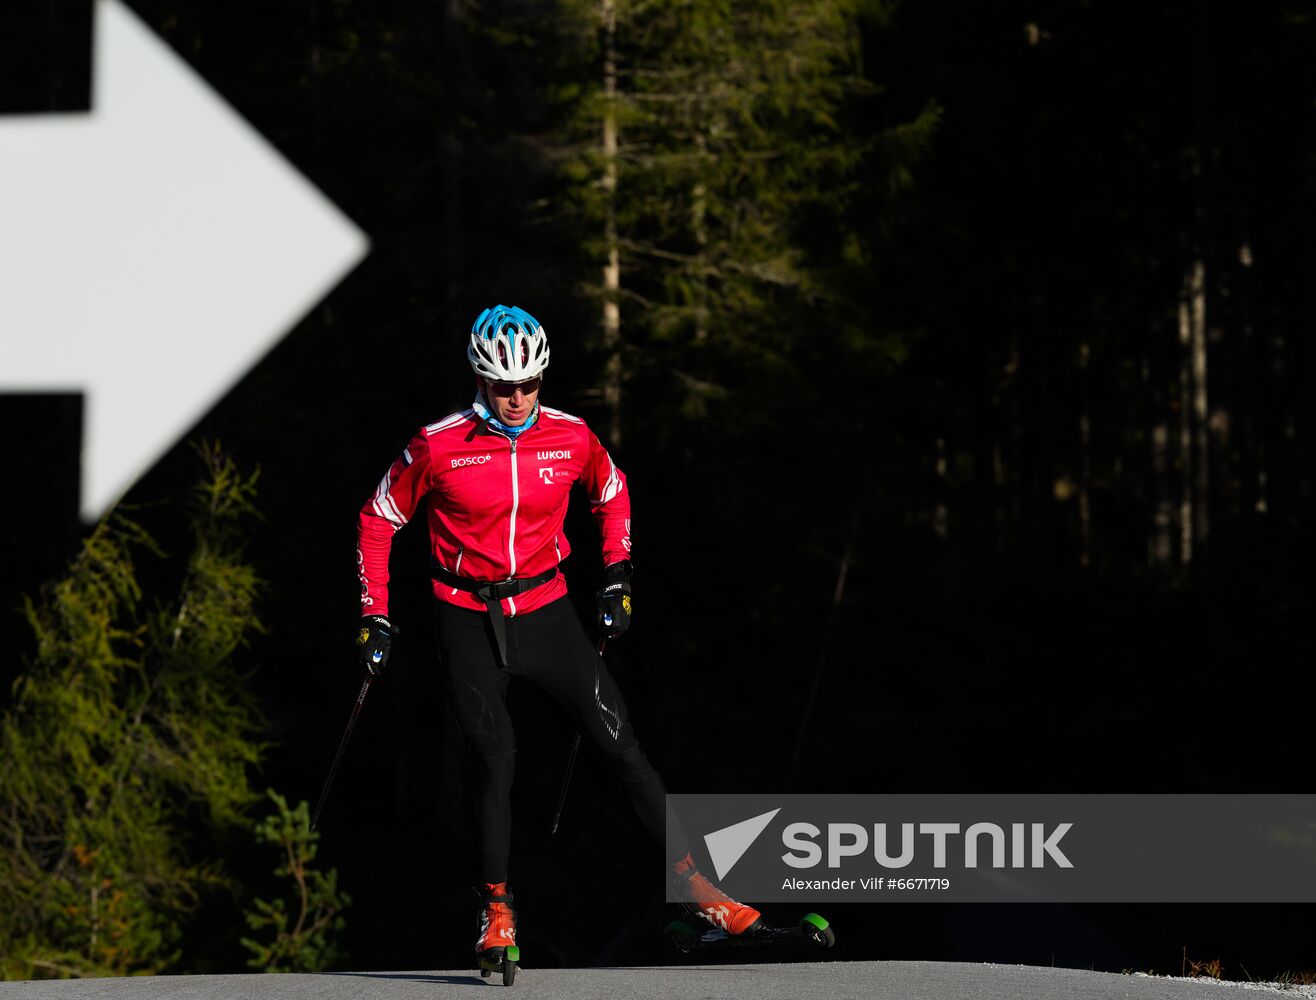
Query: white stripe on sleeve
xmin=425 ymin=409 xmax=475 ymax=435
xmin=372 ymin=467 xmax=408 ymax=529
xmin=591 ymin=454 xmax=624 ymax=505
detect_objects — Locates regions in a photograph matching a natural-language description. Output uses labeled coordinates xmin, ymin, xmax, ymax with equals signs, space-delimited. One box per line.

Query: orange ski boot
xmin=474 ymin=882 xmax=520 ymax=984
xmin=668 ymin=853 xmax=764 ymax=935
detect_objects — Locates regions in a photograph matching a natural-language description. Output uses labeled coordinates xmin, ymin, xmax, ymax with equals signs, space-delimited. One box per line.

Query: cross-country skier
xmin=354 ymin=304 xmax=761 ymax=971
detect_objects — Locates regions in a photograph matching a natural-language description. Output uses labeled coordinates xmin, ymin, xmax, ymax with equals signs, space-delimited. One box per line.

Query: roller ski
xmin=664 ymin=853 xmax=836 ymax=954
xmin=665 ymin=911 xmax=835 ymax=954
xmin=474 ymin=882 xmax=521 ymax=986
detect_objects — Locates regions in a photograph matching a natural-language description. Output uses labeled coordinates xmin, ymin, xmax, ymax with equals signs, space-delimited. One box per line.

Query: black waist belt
xmin=432 ymin=564 xmax=558 ymax=667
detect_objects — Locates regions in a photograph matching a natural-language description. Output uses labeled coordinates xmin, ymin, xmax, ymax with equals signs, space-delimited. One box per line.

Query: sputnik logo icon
xmin=703 ymin=807 xmax=781 ymax=880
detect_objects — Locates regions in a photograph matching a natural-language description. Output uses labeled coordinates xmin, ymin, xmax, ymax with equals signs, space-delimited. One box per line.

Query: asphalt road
xmin=4 ymin=963 xmax=1316 ymax=1000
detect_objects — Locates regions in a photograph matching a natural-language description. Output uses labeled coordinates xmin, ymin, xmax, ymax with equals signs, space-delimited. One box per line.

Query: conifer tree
xmin=240 ymin=790 xmax=349 ymax=974
xmin=0 ymin=445 xmax=265 ymax=978
xmin=555 ymin=0 xmax=938 ymax=435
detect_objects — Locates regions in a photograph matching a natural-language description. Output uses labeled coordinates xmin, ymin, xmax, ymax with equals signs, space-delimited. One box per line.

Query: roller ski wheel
xmin=665 ymin=919 xmax=698 ymax=955
xmin=477 ymin=945 xmax=520 ymax=986
xmin=800 ymin=912 xmax=836 ymax=948
xmin=665 ymin=912 xmax=835 ymax=954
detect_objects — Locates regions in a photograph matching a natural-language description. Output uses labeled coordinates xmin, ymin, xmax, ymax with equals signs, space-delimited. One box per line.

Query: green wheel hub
xmin=800 ymin=912 xmax=836 ymax=948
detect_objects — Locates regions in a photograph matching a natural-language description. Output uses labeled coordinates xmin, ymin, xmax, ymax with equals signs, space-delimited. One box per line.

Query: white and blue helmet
xmin=467 ymin=304 xmax=550 ymax=383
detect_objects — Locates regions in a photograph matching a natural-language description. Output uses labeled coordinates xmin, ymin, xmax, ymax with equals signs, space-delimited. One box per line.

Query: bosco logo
xmin=452 ymin=454 xmax=492 ymax=468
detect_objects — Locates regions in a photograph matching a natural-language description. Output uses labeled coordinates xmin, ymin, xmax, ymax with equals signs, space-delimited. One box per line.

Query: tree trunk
xmin=1150 ymin=420 xmax=1173 ymax=568
xmin=1077 ymin=339 xmax=1092 ymax=568
xmin=1237 ymin=239 xmax=1265 ymax=515
xmin=1148 ymin=330 xmax=1173 ymax=571
xmin=438 ymin=0 xmax=467 ymax=407
xmin=992 ymin=438 xmax=1006 ymax=547
xmin=1177 ymin=281 xmax=1194 ymax=572
xmin=1188 ymin=258 xmax=1209 ymax=551
xmin=691 ymin=130 xmax=708 ymax=342
xmin=934 ymin=435 xmax=948 ymax=539
xmin=601 ymin=0 xmax=622 ymax=447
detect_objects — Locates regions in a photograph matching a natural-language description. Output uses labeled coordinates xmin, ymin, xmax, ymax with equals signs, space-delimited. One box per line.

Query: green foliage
xmin=0 ymin=444 xmax=265 ymax=979
xmin=556 ymin=0 xmax=938 ymax=424
xmin=240 ymin=790 xmax=349 ymax=973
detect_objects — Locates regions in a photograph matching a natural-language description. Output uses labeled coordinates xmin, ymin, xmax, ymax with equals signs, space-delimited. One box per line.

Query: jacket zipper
xmin=507 ymin=439 xmax=520 ymax=579
xmin=507 ymin=439 xmax=520 ymax=616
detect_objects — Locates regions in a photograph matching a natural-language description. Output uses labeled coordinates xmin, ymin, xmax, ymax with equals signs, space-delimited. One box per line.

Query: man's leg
xmin=517 ymin=598 xmax=763 ymax=934
xmin=517 ymin=597 xmax=689 ymax=863
xmin=435 ymin=601 xmax=518 ymax=884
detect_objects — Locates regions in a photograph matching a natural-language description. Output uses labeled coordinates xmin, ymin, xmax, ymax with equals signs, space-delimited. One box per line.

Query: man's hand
xmin=595 ymin=561 xmax=633 ymax=639
xmin=356 ymin=615 xmax=395 ymax=675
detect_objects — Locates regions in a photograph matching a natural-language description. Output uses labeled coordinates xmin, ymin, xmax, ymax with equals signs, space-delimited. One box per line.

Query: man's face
xmin=483 ymin=376 xmax=541 ymax=426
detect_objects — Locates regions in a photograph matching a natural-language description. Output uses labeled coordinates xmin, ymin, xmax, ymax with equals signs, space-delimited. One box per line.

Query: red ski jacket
xmin=356 ymin=403 xmax=631 ymax=619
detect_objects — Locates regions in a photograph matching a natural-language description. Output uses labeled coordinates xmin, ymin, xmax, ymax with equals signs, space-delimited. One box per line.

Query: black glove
xmin=595 ymin=561 xmax=633 ymax=639
xmin=356 ymin=615 xmax=395 ymax=675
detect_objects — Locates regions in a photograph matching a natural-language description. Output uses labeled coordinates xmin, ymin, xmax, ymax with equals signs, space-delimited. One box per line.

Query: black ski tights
xmin=436 ymin=596 xmax=689 ymax=883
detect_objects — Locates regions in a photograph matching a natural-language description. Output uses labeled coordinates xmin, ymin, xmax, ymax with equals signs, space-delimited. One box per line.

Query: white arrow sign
xmin=0 ymin=0 xmax=369 ymax=519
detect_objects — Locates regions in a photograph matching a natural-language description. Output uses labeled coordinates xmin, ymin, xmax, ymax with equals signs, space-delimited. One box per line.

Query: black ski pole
xmin=550 ymin=638 xmax=606 ymax=834
xmin=311 ymin=674 xmax=373 ymax=832
xmin=549 ymin=733 xmax=580 ymax=836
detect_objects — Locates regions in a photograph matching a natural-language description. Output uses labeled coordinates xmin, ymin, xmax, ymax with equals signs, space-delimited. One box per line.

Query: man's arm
xmin=581 ymin=431 xmax=632 ymax=637
xmin=581 ymin=430 xmax=631 ymax=568
xmin=356 ymin=428 xmax=433 ymax=620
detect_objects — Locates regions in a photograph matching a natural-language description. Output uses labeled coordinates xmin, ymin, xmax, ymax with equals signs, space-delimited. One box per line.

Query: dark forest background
xmin=3 ymin=0 xmax=1316 ymax=979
